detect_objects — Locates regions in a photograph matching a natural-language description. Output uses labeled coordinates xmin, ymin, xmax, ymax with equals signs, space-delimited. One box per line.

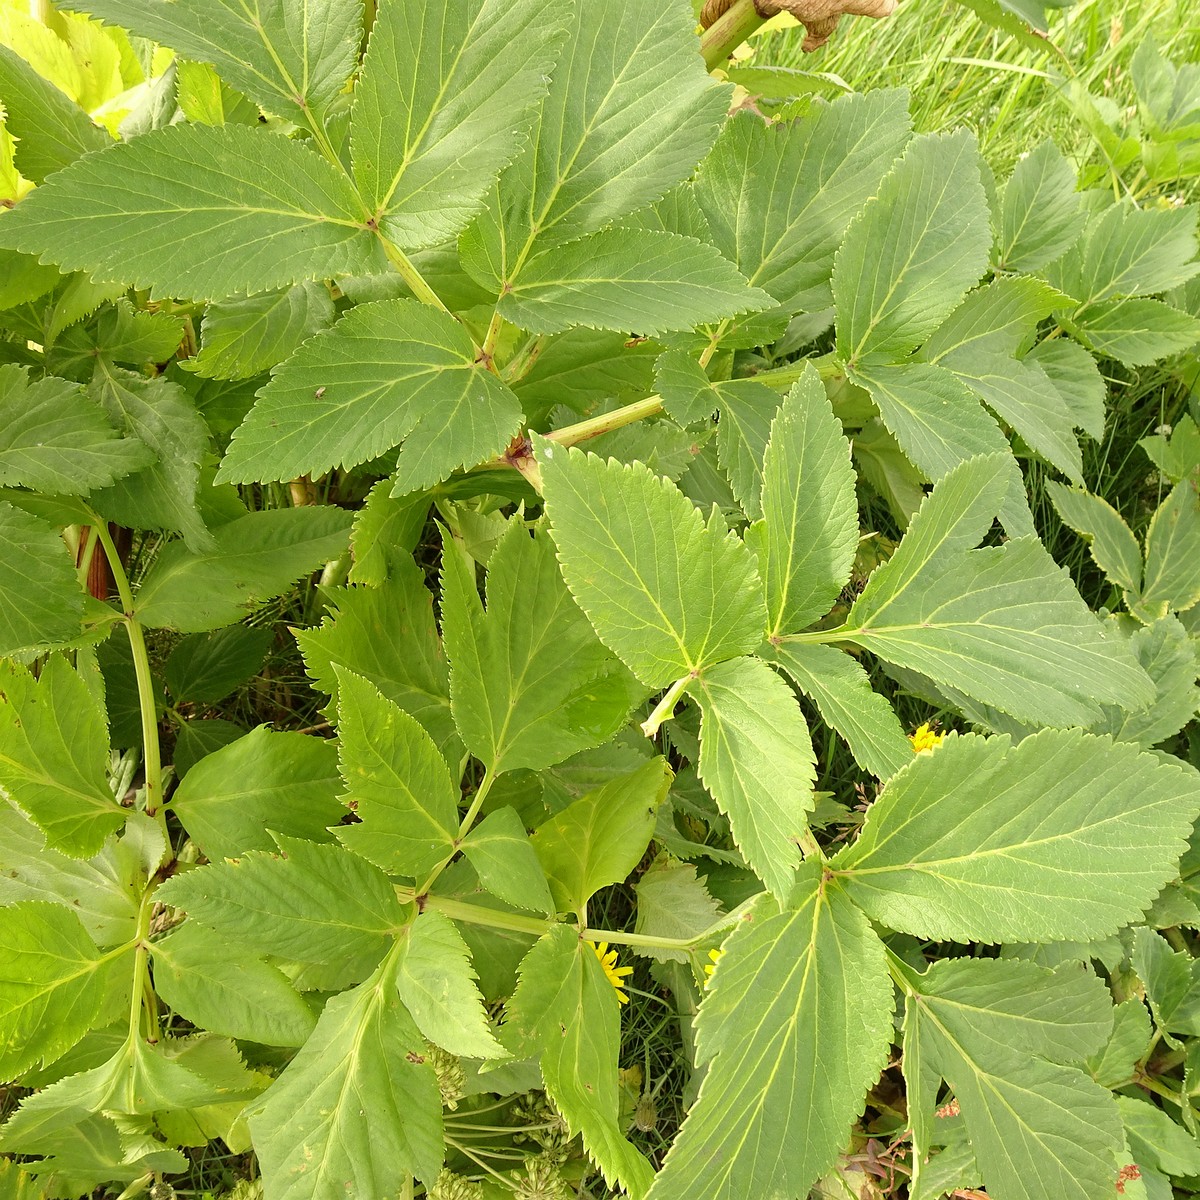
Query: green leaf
xmin=1140 ymin=414 xmax=1200 ymax=485
xmin=1087 ymin=998 xmax=1151 ymax=1088
xmin=531 ymin=758 xmax=671 ymax=915
xmin=133 ymin=506 xmax=352 ymax=632
xmin=351 ymin=0 xmax=564 ymax=250
xmin=711 ymin=379 xmax=779 ymax=521
xmin=150 ymin=921 xmax=316 ymax=1048
xmin=460 ymin=806 xmax=555 ymax=915
xmin=1046 ymin=482 xmax=1142 ymax=595
xmin=50 ymin=300 xmax=185 ymax=380
xmin=86 ymin=364 xmax=211 ymax=553
xmin=538 ymin=445 xmax=766 ymax=687
xmin=189 ymin=282 xmax=335 ymax=381
xmin=245 ymin=956 xmax=444 ymax=1196
xmin=156 ymin=835 xmax=406 ymax=965
xmin=850 ymin=361 xmax=1010 ymax=487
xmin=945 ymin=350 xmax=1084 ymax=483
xmin=395 ymin=910 xmax=504 ymax=1059
xmin=1140 ymin=479 xmax=1200 ymax=616
xmin=504 ymin=927 xmax=655 ymax=1196
xmin=846 ymin=454 xmax=1153 ymax=727
xmin=0 ymin=902 xmax=114 ymax=1079
xmin=648 ymin=866 xmax=894 ymax=1200
xmin=1025 ymin=337 xmax=1106 ymax=442
xmin=0 ymin=501 xmax=84 ymax=656
xmin=997 ymin=140 xmax=1085 ymax=272
xmin=1049 ymin=203 xmax=1199 ymax=305
xmin=771 ymin=643 xmax=912 ymax=779
xmin=923 ymin=276 xmax=1070 ymax=362
xmin=218 ymin=298 xmax=522 ymax=493
xmin=296 ymin=564 xmax=459 ymax=765
xmin=745 ymin=366 xmax=858 ymax=636
xmin=0 ymin=43 xmax=108 ymax=184
xmin=1131 ymin=926 xmax=1200 ymax=1039
xmin=0 ymin=657 xmax=122 ymax=858
xmin=632 ymin=854 xmax=721 ymax=963
xmin=495 ymin=228 xmax=773 ymax=336
xmin=0 ymin=125 xmax=382 ymax=301
xmin=333 ymin=668 xmax=459 ymax=879
xmin=903 ymin=956 xmax=1122 ymax=1200
xmin=834 ymin=131 xmax=991 ymax=367
xmin=693 ymin=656 xmax=815 ymax=900
xmin=462 ymin=0 xmax=728 ymax=285
xmin=167 ymin=726 xmax=343 ymax=860
xmin=1120 ymin=1095 xmax=1200 ymax=1178
xmin=655 ymin=348 xmax=717 ymax=426
xmin=833 ymin=729 xmax=1200 ymax=942
xmin=695 ymin=91 xmax=912 ymax=314
xmin=0 ymin=804 xmax=137 ymax=947
xmin=163 ymin=625 xmax=273 ymax=705
xmin=72 ymin=0 xmax=361 ymax=123
xmin=442 ymin=520 xmax=641 ymax=775
xmin=1068 ymin=298 xmax=1200 ymax=366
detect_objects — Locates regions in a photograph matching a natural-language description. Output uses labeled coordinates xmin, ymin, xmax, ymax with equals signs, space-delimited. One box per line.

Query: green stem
xmin=700 ymin=0 xmax=767 ymax=70
xmin=640 ymin=674 xmax=693 ymax=738
xmin=502 ymin=334 xmax=547 ymax=384
xmin=745 ymin=356 xmax=844 ymax=390
xmin=93 ymin=520 xmax=164 ymax=818
xmin=415 ymin=768 xmax=498 ymax=896
xmin=544 ymin=395 xmax=665 ymax=447
xmin=128 ymin=886 xmax=156 ymax=1040
xmin=480 ymin=310 xmax=506 ymax=368
xmin=776 ymin=623 xmax=854 ymax=647
xmin=377 ymin=236 xmax=453 ymax=315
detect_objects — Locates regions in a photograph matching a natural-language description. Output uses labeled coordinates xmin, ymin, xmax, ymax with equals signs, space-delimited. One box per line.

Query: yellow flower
xmin=590 ymin=941 xmax=633 ymax=1005
xmin=909 ymin=722 xmax=943 ymax=754
xmin=703 ymin=948 xmax=723 ymax=987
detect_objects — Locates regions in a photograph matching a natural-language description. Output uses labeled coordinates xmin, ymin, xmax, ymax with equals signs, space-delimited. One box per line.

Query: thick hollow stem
xmin=377 ymin=236 xmax=454 ymax=315
xmin=700 ymin=0 xmax=768 ymax=69
xmin=545 ymin=395 xmax=665 ymax=448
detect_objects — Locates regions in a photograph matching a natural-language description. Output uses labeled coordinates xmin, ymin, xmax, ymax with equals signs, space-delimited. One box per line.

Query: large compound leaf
xmin=833 ymin=131 xmax=991 ymax=367
xmin=1026 ymin=337 xmax=1106 ymax=441
xmin=0 ymin=658 xmax=123 ymax=858
xmin=461 ymin=0 xmax=728 ymax=283
xmin=219 ymin=298 xmax=522 ymax=492
xmin=495 ymin=228 xmax=774 ymax=337
xmin=333 ymin=669 xmax=459 ymax=880
xmin=648 ymin=866 xmax=893 ymax=1200
xmin=156 ymin=835 xmax=407 ymax=965
xmin=538 ymin=445 xmax=766 ymax=687
xmin=0 ymin=502 xmax=84 ymax=656
xmin=0 ymin=125 xmax=382 ymax=301
xmin=133 ymin=506 xmax=352 ymax=632
xmin=504 ymin=927 xmax=655 ymax=1196
xmin=771 ymin=643 xmax=912 ymax=779
xmin=1141 ymin=479 xmax=1200 ymax=616
xmin=745 ymin=366 xmax=858 ymax=636
xmin=903 ymin=957 xmax=1122 ymax=1200
xmin=150 ymin=921 xmax=316 ymax=1049
xmin=296 ymin=564 xmax=458 ymax=765
xmin=1049 ymin=203 xmax=1199 ymax=305
xmin=246 ymin=955 xmax=444 ymax=1197
xmin=923 ymin=276 xmax=1070 ymax=363
xmin=167 ymin=727 xmax=342 ymax=860
xmin=189 ymin=283 xmax=335 ymax=381
xmin=846 ymin=454 xmax=1153 ymax=726
xmin=86 ymin=364 xmax=211 ymax=553
xmin=996 ymin=140 xmax=1085 ymax=273
xmin=0 ymin=366 xmax=150 ymax=495
xmin=351 ymin=0 xmax=564 ymax=250
xmin=1046 ymin=483 xmax=1142 ymax=595
xmin=1068 ymin=298 xmax=1200 ymax=367
xmin=394 ymin=910 xmax=504 ymax=1059
xmin=695 ymin=90 xmax=912 ymax=314
xmin=0 ymin=43 xmax=108 ymax=184
xmin=531 ymin=758 xmax=671 ymax=915
xmin=0 ymin=902 xmax=114 ymax=1079
xmin=833 ymin=729 xmax=1200 ymax=942
xmin=68 ymin=0 xmax=361 ymax=123
xmin=693 ymin=657 xmax=815 ymax=901
xmin=442 ymin=520 xmax=642 ymax=775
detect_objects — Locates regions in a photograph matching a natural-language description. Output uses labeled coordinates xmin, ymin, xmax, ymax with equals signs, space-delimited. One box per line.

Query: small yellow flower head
xmin=909 ymin=722 xmax=943 ymax=754
xmin=703 ymin=948 xmax=723 ymax=987
xmin=590 ymin=941 xmax=633 ymax=1005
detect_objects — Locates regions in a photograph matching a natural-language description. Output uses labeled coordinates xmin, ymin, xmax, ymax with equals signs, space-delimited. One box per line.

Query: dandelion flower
xmin=909 ymin=722 xmax=943 ymax=754
xmin=590 ymin=941 xmax=633 ymax=1005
